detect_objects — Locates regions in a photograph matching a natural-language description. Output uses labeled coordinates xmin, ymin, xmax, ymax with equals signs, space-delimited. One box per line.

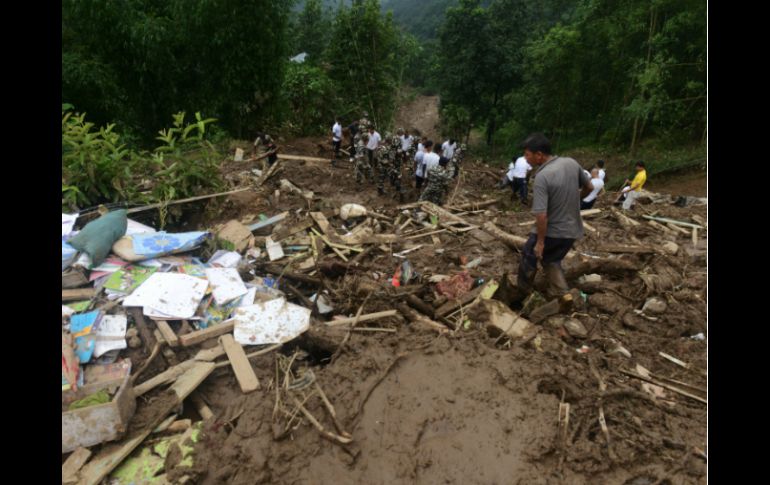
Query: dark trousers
xmin=511 ymin=177 xmax=527 ymax=203
xmin=416 ymin=175 xmax=425 ymax=189
xmin=367 ymin=149 xmax=374 ymax=165
xmin=580 ymin=199 xmax=596 ymax=210
xmin=517 ymin=233 xmax=574 ymax=299
xmin=332 ymin=140 xmax=341 ymax=158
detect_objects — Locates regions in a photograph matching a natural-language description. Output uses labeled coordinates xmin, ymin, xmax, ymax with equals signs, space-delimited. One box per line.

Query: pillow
xmin=67 ymin=210 xmax=128 ymax=266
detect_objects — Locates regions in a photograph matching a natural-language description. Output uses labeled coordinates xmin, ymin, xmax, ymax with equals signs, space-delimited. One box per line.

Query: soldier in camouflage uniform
xmin=419 ymin=156 xmax=453 ymax=205
xmin=376 ymin=134 xmax=404 ymax=198
xmin=450 ymin=143 xmax=466 ymax=178
xmin=354 ymin=133 xmax=374 ymax=183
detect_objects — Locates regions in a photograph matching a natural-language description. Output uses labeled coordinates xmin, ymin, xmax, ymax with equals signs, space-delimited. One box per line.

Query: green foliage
xmin=62 ymin=0 xmax=293 ymax=144
xmin=62 ymin=107 xmax=225 ymax=213
xmin=324 ymin=0 xmax=406 ymax=129
xmin=282 ymin=63 xmax=337 ymax=135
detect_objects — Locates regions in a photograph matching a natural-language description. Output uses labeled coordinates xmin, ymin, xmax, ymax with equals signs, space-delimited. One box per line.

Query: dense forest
xmin=63 ymin=0 xmax=705 ymax=208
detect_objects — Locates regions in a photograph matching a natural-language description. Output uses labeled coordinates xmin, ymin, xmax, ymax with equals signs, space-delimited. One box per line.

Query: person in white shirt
xmin=509 ymin=155 xmax=532 ymax=204
xmin=581 ymin=168 xmax=605 ymax=210
xmin=366 ymin=126 xmax=381 ymax=167
xmin=596 ymin=160 xmax=606 ymax=181
xmin=416 ymin=140 xmax=439 ymax=190
xmin=331 ymin=117 xmax=342 ymax=166
xmin=441 ymin=139 xmax=456 ymax=159
xmin=398 ymin=128 xmax=413 ymax=166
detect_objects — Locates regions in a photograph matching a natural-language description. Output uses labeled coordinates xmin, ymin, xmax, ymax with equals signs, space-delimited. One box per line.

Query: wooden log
xmin=79 ymin=362 xmax=215 ymax=485
xmin=642 ymin=215 xmax=704 ymax=229
xmin=129 ymin=308 xmax=157 ymax=356
xmin=277 ymin=154 xmax=330 ymax=163
xmin=396 ymin=303 xmax=451 ymax=333
xmin=404 ymin=294 xmax=436 ymax=319
xmin=62 ymin=447 xmax=92 ymax=485
xmin=667 ymin=222 xmax=691 ymax=235
xmin=189 ymin=392 xmax=214 ymax=420
xmin=220 ymin=334 xmax=260 ymax=392
xmin=125 ymin=188 xmax=251 ymax=215
xmin=648 ymin=219 xmax=675 ymax=234
xmin=420 ymin=201 xmax=477 ymax=229
xmin=325 ymin=310 xmax=399 ymax=327
xmin=518 ymin=209 xmax=602 ymax=226
xmin=596 ymin=244 xmax=656 ymax=254
xmin=62 ymin=288 xmax=95 ymax=302
xmin=481 ymin=222 xmax=528 ymax=250
xmin=404 ymin=229 xmax=447 ymax=240
xmin=179 ymin=320 xmax=236 ymax=348
xmin=435 ymin=281 xmax=492 ymax=318
xmin=154 ymin=320 xmax=180 ymax=348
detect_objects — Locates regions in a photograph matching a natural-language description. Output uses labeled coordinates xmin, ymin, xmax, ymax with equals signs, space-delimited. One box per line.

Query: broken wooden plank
xmin=404 ymin=229 xmax=447 ymax=240
xmin=691 ymin=214 xmax=706 ymax=226
xmin=270 ymin=217 xmax=314 ymax=242
xmin=125 ymin=188 xmax=251 ymax=215
xmin=420 ymin=201 xmax=478 ymax=230
xmin=133 ymin=360 xmax=197 ymax=396
xmin=220 ymin=334 xmax=260 ymax=392
xmin=447 ymin=199 xmax=498 ymax=211
xmin=612 ymin=209 xmax=640 ymax=227
xmin=62 ymin=268 xmax=89 ymax=289
xmin=62 ymin=288 xmax=95 ymax=302
xmin=582 ymin=221 xmax=597 ymax=233
xmin=642 ymin=215 xmax=704 ymax=229
xmin=154 ymin=320 xmax=180 ymax=348
xmin=179 ymin=320 xmax=236 ymax=348
xmin=78 ymin=362 xmax=215 ymax=485
xmin=248 ymin=211 xmax=288 ymax=232
xmin=62 ymin=447 xmax=92 ymax=485
xmin=620 ymin=368 xmax=707 ymax=405
xmin=691 ymin=227 xmax=698 ymax=248
xmin=326 ymin=310 xmax=399 ymax=327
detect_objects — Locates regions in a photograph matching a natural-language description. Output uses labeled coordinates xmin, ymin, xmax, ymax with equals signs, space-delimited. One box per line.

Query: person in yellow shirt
xmin=619 ymin=161 xmax=647 ymax=210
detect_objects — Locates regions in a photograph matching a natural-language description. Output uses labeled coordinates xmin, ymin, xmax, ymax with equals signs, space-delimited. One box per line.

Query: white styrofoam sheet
xmin=233 ymin=297 xmax=311 ymax=345
xmin=205 ymin=268 xmax=248 ymax=306
xmin=94 ymin=314 xmax=128 ymax=358
xmin=123 ymin=272 xmax=208 ymax=319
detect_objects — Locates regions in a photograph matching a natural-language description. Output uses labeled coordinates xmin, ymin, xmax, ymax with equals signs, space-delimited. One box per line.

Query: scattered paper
xmin=205 ymin=268 xmax=248 ymax=306
xmin=104 ymin=266 xmax=158 ymax=295
xmin=233 ymin=298 xmax=311 ymax=345
xmin=89 ymin=257 xmax=130 ymax=282
xmin=124 ymin=273 xmax=209 ymax=319
xmin=208 ymin=250 xmax=242 ymax=268
xmin=70 ymin=311 xmax=103 ymax=363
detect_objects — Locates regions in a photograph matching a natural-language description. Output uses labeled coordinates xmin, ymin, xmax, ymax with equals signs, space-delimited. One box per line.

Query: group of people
xmin=332 ymin=113 xmax=465 ymax=205
xmin=503 ymin=155 xmax=647 ymax=212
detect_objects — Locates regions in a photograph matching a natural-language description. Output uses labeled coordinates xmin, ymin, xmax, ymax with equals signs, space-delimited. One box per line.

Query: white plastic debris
xmin=93 ymin=314 xmax=128 ymax=358
xmin=690 ymin=332 xmax=705 ymax=341
xmin=340 ymin=203 xmax=368 ymax=220
xmin=642 ymin=297 xmax=667 ymax=314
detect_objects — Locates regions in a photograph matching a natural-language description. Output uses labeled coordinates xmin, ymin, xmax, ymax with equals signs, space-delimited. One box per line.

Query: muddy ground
xmin=116 ymin=140 xmax=709 ymax=485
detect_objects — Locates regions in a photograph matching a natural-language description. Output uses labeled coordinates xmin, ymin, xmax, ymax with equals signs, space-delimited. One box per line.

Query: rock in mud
xmin=642 ymin=297 xmax=667 ymax=314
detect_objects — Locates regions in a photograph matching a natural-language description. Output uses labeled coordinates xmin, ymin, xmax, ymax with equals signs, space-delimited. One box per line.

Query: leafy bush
xmin=62 ymin=107 xmax=225 ymax=214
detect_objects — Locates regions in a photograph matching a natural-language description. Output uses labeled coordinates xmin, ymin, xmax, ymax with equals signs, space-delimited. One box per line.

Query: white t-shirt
xmin=414 ymin=151 xmax=425 ymax=176
xmin=417 ymin=142 xmax=425 ymax=153
xmin=400 ymin=135 xmax=413 ymax=152
xmin=366 ymin=131 xmax=381 ymax=150
xmin=441 ymin=141 xmax=456 ymax=159
xmin=421 ymin=152 xmax=440 ymax=177
xmin=332 ymin=122 xmax=342 ymax=141
xmin=583 ymin=177 xmax=605 ymax=203
xmin=598 ymin=169 xmax=606 ymax=181
xmin=510 ymin=157 xmax=531 ymax=179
